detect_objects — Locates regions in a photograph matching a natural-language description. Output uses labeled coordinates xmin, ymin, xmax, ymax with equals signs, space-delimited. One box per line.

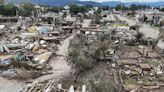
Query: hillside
xmin=102 ymin=1 xmax=164 ymax=7
xmin=4 ymin=0 xmax=164 ymax=7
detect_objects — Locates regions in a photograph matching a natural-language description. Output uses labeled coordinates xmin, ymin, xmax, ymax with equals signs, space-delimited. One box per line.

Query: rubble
xmin=139 ymin=64 xmax=152 ymax=71
xmin=34 ymin=52 xmax=52 ymax=65
xmin=22 ymin=81 xmax=88 ymax=92
xmin=0 ymin=3 xmax=164 ymax=92
xmin=0 ymin=10 xmax=76 ymax=81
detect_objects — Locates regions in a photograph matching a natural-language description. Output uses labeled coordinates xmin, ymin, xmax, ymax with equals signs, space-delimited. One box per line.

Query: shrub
xmin=68 ymin=34 xmax=110 ymax=73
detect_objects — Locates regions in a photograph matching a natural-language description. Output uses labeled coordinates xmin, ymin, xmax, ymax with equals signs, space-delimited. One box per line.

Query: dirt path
xmin=116 ymin=15 xmax=136 ymax=26
xmin=116 ymin=14 xmax=159 ymax=39
xmin=0 ymin=77 xmax=25 ymax=92
xmin=0 ymin=35 xmax=74 ymax=92
xmin=33 ymin=35 xmax=74 ymax=82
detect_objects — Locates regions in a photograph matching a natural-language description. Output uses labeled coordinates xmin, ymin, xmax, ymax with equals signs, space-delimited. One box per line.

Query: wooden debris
xmin=22 ymin=82 xmax=88 ymax=92
xmin=34 ymin=52 xmax=53 ymax=63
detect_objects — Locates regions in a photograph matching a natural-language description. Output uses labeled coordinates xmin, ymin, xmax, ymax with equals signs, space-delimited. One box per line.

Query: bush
xmin=69 ymin=4 xmax=88 ymax=15
xmin=68 ymin=34 xmax=96 ymax=73
xmin=79 ymin=63 xmax=120 ymax=92
xmin=135 ymin=32 xmax=144 ymax=42
xmin=67 ymin=34 xmax=121 ymax=92
xmin=68 ymin=34 xmax=110 ymax=73
xmin=19 ymin=3 xmax=35 ymax=17
xmin=46 ymin=7 xmax=63 ymax=13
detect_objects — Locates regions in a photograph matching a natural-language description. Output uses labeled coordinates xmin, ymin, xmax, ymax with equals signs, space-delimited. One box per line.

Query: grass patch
xmin=124 ymin=79 xmax=137 ymax=84
xmin=112 ymin=24 xmax=129 ymax=27
xmin=148 ymin=60 xmax=161 ymax=66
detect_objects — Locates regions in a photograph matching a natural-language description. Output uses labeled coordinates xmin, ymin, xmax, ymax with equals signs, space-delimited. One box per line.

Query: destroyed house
xmin=139 ymin=11 xmax=164 ymax=25
xmin=80 ymin=24 xmax=101 ymax=34
xmin=39 ymin=15 xmax=54 ymax=24
xmin=42 ymin=36 xmax=61 ymax=44
xmin=62 ymin=26 xmax=74 ymax=34
xmin=46 ymin=31 xmax=61 ymax=36
xmin=60 ymin=21 xmax=74 ymax=26
xmin=0 ymin=17 xmax=18 ymax=23
xmin=40 ymin=17 xmax=53 ymax=24
xmin=118 ymin=60 xmax=139 ymax=66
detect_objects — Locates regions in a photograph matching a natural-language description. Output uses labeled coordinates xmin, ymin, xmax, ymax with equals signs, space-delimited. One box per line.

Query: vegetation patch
xmin=67 ymin=33 xmax=122 ymax=92
xmin=124 ymin=79 xmax=137 ymax=85
xmin=148 ymin=60 xmax=161 ymax=66
xmin=112 ymin=24 xmax=129 ymax=27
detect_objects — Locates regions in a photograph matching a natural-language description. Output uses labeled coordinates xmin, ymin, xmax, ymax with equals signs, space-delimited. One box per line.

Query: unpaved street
xmin=33 ymin=34 xmax=74 ymax=82
xmin=0 ymin=77 xmax=25 ymax=92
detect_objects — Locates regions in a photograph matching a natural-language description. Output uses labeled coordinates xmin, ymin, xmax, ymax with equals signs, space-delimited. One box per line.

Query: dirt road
xmin=116 ymin=15 xmax=136 ymax=26
xmin=116 ymin=14 xmax=159 ymax=39
xmin=0 ymin=35 xmax=74 ymax=92
xmin=0 ymin=77 xmax=25 ymax=92
xmin=33 ymin=35 xmax=74 ymax=82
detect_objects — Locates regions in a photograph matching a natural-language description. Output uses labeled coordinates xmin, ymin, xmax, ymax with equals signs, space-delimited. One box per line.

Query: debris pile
xmin=0 ymin=18 xmax=73 ymax=79
xmin=22 ymin=81 xmax=88 ymax=92
xmin=116 ymin=46 xmax=164 ymax=91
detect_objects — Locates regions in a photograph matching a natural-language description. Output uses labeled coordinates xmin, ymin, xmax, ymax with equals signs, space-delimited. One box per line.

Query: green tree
xmin=115 ymin=4 xmax=127 ymax=11
xmin=102 ymin=6 xmax=110 ymax=11
xmin=46 ymin=6 xmax=64 ymax=13
xmin=19 ymin=3 xmax=35 ymax=16
xmin=129 ymin=4 xmax=150 ymax=11
xmin=69 ymin=4 xmax=88 ymax=15
xmin=135 ymin=32 xmax=144 ymax=42
xmin=130 ymin=4 xmax=138 ymax=11
xmin=68 ymin=34 xmax=96 ymax=73
xmin=68 ymin=33 xmax=110 ymax=74
xmin=160 ymin=8 xmax=164 ymax=12
xmin=0 ymin=4 xmax=18 ymax=16
xmin=95 ymin=13 xmax=102 ymax=24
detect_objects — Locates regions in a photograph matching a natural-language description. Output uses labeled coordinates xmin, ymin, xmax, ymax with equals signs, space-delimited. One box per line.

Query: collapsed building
xmin=0 ymin=10 xmax=78 ymax=80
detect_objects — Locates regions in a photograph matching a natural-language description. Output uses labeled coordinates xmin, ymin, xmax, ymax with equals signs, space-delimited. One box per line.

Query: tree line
xmin=0 ymin=3 xmax=35 ymax=16
xmin=115 ymin=4 xmax=151 ymax=11
xmin=0 ymin=3 xmax=152 ymax=16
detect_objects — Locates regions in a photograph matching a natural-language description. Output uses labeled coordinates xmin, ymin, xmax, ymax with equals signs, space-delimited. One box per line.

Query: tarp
xmin=38 ymin=26 xmax=49 ymax=34
xmin=0 ymin=55 xmax=13 ymax=65
xmin=14 ymin=54 xmax=25 ymax=62
xmin=27 ymin=26 xmax=37 ymax=33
